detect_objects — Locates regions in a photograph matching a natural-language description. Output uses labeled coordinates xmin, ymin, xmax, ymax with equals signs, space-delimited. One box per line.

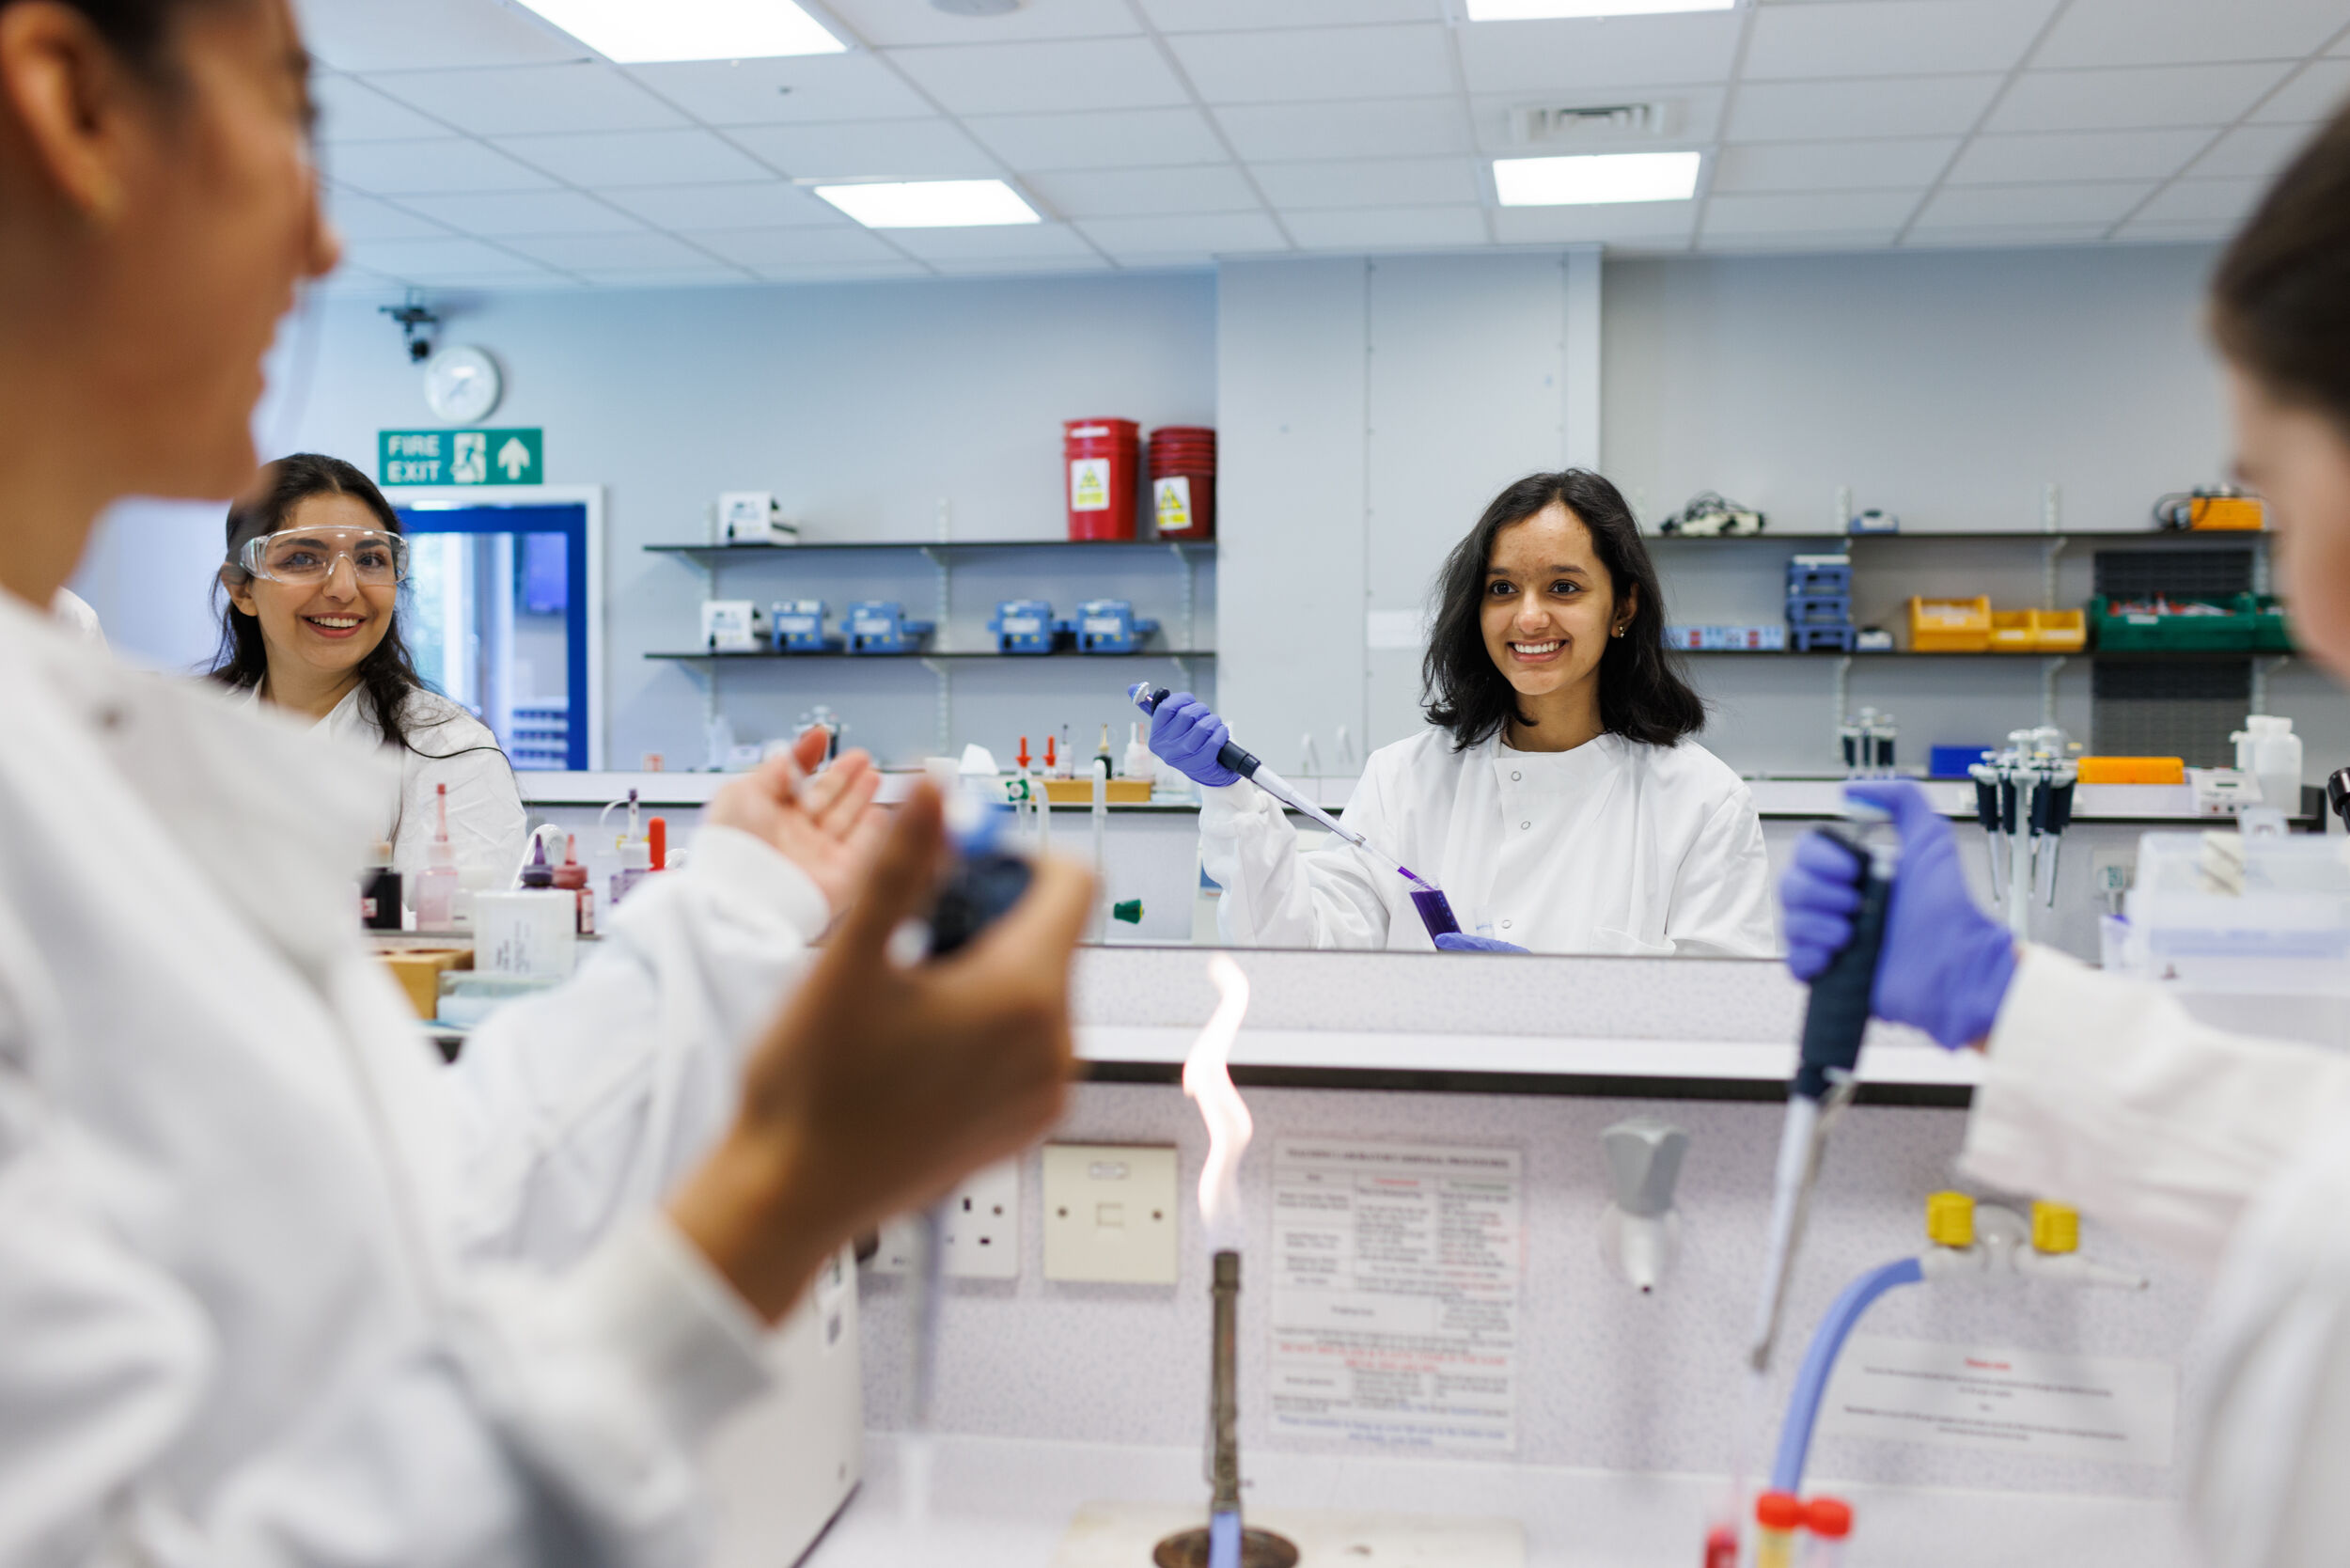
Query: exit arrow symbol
xmin=495 ymin=436 xmax=531 ymax=480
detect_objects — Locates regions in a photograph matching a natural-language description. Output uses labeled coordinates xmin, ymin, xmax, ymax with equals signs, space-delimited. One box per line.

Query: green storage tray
xmin=2242 ymin=593 xmax=2295 ymax=653
xmin=2090 ymin=593 xmax=2256 ymax=651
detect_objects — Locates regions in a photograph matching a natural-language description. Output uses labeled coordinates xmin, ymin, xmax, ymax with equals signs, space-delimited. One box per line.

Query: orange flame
xmin=1184 ymin=953 xmax=1254 ymax=1251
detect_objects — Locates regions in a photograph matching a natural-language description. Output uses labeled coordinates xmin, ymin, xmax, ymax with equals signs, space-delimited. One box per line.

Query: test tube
xmin=1805 ymin=1497 xmax=1852 ymax=1567
xmin=1755 ymin=1491 xmax=1804 ymax=1568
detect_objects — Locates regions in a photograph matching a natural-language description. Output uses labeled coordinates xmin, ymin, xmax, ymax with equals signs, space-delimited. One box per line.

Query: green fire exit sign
xmin=379 ymin=428 xmax=542 ymax=487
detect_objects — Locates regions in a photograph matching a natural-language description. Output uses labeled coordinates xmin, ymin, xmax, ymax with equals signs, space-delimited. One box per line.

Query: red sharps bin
xmin=1064 ymin=418 xmax=1140 ymax=541
xmin=1148 ymin=425 xmax=1216 ymax=541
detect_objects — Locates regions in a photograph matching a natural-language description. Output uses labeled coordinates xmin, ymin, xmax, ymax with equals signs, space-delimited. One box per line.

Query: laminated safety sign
xmin=380 ymin=428 xmax=543 ymax=487
xmin=1153 ymin=476 xmax=1192 ymax=532
xmin=1070 ymin=458 xmax=1110 ymax=511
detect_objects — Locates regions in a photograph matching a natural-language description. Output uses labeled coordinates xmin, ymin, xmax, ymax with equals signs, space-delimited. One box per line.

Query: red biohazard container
xmin=1147 ymin=425 xmax=1216 ymax=541
xmin=1064 ymin=418 xmax=1140 ymax=541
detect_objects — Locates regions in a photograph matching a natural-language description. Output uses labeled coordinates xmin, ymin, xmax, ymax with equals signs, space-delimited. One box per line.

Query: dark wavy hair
xmin=1422 ymin=469 xmax=1704 ymax=750
xmin=211 ymin=453 xmax=445 ymax=756
xmin=2212 ymin=102 xmax=2350 ymax=430
xmin=3 ymin=0 xmax=218 ymax=78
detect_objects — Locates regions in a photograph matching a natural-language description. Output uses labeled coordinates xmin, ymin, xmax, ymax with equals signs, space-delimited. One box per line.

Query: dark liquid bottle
xmin=360 ymin=839 xmax=403 ymax=931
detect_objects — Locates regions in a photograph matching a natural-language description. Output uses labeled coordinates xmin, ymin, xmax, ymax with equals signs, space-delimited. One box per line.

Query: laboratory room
xmin=27 ymin=0 xmax=2350 ymax=1562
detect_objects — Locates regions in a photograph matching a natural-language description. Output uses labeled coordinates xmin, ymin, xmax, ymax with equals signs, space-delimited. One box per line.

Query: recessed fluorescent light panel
xmin=815 ymin=180 xmax=1041 ymax=228
xmin=513 ymin=0 xmax=845 ymax=62
xmin=1465 ymin=0 xmax=1733 ymax=18
xmin=1494 ymin=150 xmax=1700 ymax=206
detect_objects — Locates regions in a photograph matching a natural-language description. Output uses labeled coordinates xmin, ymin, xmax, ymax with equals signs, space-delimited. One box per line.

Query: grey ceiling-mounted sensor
xmin=932 ymin=0 xmax=1023 ymax=12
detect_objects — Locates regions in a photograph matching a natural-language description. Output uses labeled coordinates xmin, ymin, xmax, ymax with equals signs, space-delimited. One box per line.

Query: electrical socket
xmin=869 ymin=1158 xmax=1020 ymax=1280
xmin=1042 ymin=1143 xmax=1181 ymax=1285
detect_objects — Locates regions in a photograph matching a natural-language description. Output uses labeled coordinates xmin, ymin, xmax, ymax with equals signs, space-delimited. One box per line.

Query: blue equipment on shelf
xmin=989 ymin=599 xmax=1070 ymax=655
xmin=1786 ymin=554 xmax=1853 ymax=596
xmin=1786 ymin=554 xmax=1856 ymax=651
xmin=1073 ymin=599 xmax=1159 ymax=654
xmin=771 ymin=599 xmax=838 ymax=653
xmin=844 ymin=600 xmax=935 ymax=654
xmin=1791 ymin=625 xmax=1859 ymax=651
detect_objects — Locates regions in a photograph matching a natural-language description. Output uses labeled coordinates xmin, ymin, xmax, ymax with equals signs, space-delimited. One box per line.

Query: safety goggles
xmin=234 ymin=527 xmax=408 ymax=587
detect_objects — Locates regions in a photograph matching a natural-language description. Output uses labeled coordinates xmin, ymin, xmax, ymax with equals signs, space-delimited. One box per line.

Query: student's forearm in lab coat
xmin=1201 ymin=781 xmax=1391 ymax=949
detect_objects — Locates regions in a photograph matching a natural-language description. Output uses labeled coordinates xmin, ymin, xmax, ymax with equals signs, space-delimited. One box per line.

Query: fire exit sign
xmin=379 ymin=427 xmax=542 ymax=486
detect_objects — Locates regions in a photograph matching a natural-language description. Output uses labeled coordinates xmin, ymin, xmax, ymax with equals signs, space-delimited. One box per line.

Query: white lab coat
xmin=227 ymin=682 xmax=529 ymax=881
xmin=1200 ymin=728 xmax=1778 ymax=956
xmin=0 ymin=590 xmax=838 ymax=1565
xmin=1961 ymin=947 xmax=2350 ymax=1568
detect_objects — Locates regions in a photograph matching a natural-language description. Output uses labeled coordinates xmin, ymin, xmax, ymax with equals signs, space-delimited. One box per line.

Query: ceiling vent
xmin=1509 ymin=102 xmax=1675 ymax=147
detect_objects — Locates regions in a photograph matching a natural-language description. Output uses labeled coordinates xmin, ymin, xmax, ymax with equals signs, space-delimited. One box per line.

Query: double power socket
xmin=870 ymin=1143 xmax=1181 ymax=1285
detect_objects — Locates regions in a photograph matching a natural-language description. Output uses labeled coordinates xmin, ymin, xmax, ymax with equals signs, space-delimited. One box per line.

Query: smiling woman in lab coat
xmin=1779 ymin=103 xmax=2350 ymax=1568
xmin=1163 ymin=469 xmax=1775 ymax=955
xmin=0 ymin=1 xmax=1090 ymax=1561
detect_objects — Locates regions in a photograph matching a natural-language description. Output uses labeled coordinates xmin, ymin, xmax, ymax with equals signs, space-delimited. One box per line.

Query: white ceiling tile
xmin=888 ymin=39 xmax=1190 ymax=116
xmin=1696 ymin=228 xmax=1901 ymax=254
xmin=728 ymin=119 xmax=998 ymax=180
xmin=1489 ymin=201 xmax=1695 ymax=244
xmin=573 ymin=268 xmax=757 ymax=288
xmin=1280 ymin=206 xmax=1487 ymax=250
xmin=361 ymin=63 xmax=684 ymax=137
xmin=1915 ymin=180 xmax=2153 ymax=227
xmin=686 ymin=227 xmax=910 ymax=266
xmin=1711 ymin=137 xmax=1957 ymax=193
xmin=398 ymin=189 xmax=650 ymax=236
xmin=1743 ymin=0 xmax=2057 ymax=80
xmin=1075 ymin=212 xmax=1290 ymax=256
xmin=1901 ymin=223 xmax=2111 ymax=247
xmin=599 ymin=182 xmax=850 ymax=230
xmin=493 ymin=129 xmax=776 ymax=186
xmin=502 ymin=232 xmax=720 ymax=271
xmin=1989 ymin=64 xmax=2295 ymax=133
xmin=2034 ymin=0 xmax=2348 ymax=70
xmin=1025 ymin=165 xmax=1259 ymax=218
xmin=1470 ymin=88 xmax=1725 ymax=153
xmin=2132 ymin=178 xmax=2267 ymax=226
xmin=1946 ymin=128 xmax=2214 ymax=185
xmin=312 ymin=73 xmax=449 ymax=143
xmin=296 ymin=0 xmax=585 ymax=71
xmin=1139 ymin=0 xmax=1442 ymax=29
xmin=1455 ymin=14 xmax=1743 ymax=95
xmin=1249 ymin=156 xmax=1480 ymax=209
xmin=2187 ymin=123 xmax=2317 ymax=181
xmin=882 ymin=223 xmax=1103 ymax=261
xmin=821 ymin=0 xmax=1140 ymax=47
xmin=2249 ymin=59 xmax=2350 ymax=124
xmin=322 ymin=190 xmax=454 ymax=242
xmin=325 ymin=138 xmax=560 ymax=196
xmin=1170 ymin=24 xmax=1455 ymax=104
xmin=2112 ymin=219 xmax=2236 ymax=243
xmin=1214 ymin=99 xmax=1473 ymax=161
xmin=624 ymin=55 xmax=932 ymax=126
xmin=1728 ymin=75 xmax=2003 ymax=142
xmin=751 ymin=261 xmax=934 ymax=282
xmin=926 ymin=255 xmax=1117 ymax=274
xmin=965 ymin=108 xmax=1229 ymax=171
xmin=342 ymin=236 xmax=552 ymax=277
xmin=1701 ymin=188 xmax=1922 ymax=235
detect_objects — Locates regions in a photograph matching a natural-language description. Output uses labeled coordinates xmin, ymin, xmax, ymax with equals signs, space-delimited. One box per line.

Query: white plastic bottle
xmin=2248 ymin=714 xmax=2304 ymax=818
xmin=415 ymin=782 xmax=461 ymax=930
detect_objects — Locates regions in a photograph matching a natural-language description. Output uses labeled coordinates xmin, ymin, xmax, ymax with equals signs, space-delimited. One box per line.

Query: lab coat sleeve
xmin=0 ymin=1083 xmax=770 ymax=1567
xmin=443 ymin=823 xmax=831 ymax=1271
xmin=1662 ymin=788 xmax=1778 ymax=958
xmin=1198 ymin=776 xmax=1393 ymax=949
xmin=1959 ymin=945 xmax=2350 ymax=1274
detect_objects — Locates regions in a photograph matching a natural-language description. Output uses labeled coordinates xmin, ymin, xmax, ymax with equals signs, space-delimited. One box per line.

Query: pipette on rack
xmin=1129 ymin=683 xmax=1461 ymax=938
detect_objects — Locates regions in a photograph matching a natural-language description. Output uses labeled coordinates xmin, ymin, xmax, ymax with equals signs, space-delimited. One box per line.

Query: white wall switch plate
xmin=870 ymin=1158 xmax=1020 ymax=1280
xmin=1042 ymin=1143 xmax=1180 ymax=1285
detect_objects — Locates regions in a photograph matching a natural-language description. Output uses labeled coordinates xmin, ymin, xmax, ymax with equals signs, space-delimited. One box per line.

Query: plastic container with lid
xmin=2236 ymin=714 xmax=2304 ymax=816
xmin=1148 ymin=424 xmax=1216 ymax=540
xmin=1805 ymin=1497 xmax=1853 ymax=1567
xmin=1754 ymin=1491 xmax=1805 ymax=1568
xmin=1064 ymin=417 xmax=1139 ymax=541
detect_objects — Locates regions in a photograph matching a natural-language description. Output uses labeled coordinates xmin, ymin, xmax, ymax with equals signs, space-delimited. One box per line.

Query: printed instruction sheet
xmin=1818 ymin=1334 xmax=2176 ymax=1466
xmin=1267 ymin=1139 xmax=1523 ymax=1451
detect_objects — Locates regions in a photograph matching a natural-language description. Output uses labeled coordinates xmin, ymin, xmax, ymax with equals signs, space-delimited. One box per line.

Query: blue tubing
xmin=1769 ymin=1256 xmax=1925 ymax=1496
xmin=1208 ymin=1510 xmax=1243 ymax=1568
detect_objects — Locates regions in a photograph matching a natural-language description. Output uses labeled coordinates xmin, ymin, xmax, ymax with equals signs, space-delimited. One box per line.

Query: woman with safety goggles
xmin=214 ymin=452 xmax=526 ymax=887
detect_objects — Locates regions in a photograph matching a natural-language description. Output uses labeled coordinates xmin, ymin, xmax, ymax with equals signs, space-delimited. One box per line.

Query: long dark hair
xmin=2212 ymin=102 xmax=2350 ymax=428
xmin=212 ymin=453 xmax=442 ymax=756
xmin=1421 ymin=469 xmax=1704 ymax=750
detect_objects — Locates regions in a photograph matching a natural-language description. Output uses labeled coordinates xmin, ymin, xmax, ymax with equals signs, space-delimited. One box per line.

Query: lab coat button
xmin=1521 ymin=821 xmax=1531 ymax=830
xmin=1511 ymin=771 xmax=1522 ymax=781
xmin=1501 ymin=919 xmax=1512 ymax=930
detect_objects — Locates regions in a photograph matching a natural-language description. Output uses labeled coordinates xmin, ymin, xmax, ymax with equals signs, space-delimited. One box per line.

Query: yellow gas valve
xmin=1925 ymin=1190 xmax=1976 ymax=1248
xmin=2031 ymin=1200 xmax=2080 ymax=1255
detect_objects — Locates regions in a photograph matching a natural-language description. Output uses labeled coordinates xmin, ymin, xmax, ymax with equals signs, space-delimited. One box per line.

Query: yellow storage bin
xmin=2077 ymin=756 xmax=2186 ymax=785
xmin=1988 ymin=610 xmax=2035 ymax=652
xmin=1909 ymin=595 xmax=1992 ymax=652
xmin=2032 ymin=607 xmax=2087 ymax=652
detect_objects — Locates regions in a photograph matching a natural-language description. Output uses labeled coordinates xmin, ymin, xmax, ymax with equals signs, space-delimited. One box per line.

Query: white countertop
xmin=788 ymin=1434 xmax=2189 ymax=1568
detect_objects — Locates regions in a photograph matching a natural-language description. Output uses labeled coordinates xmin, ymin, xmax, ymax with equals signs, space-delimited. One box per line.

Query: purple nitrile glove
xmin=1148 ymin=691 xmax=1241 ymax=788
xmin=1434 ymin=933 xmax=1529 ymax=954
xmin=1779 ymin=778 xmax=2018 ymax=1049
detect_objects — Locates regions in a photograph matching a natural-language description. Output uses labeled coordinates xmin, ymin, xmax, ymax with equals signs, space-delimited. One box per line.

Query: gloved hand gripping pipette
xmin=1131 ymin=683 xmax=1466 ymax=943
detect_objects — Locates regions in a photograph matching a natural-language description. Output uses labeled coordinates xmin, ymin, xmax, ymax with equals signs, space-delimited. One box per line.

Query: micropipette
xmin=1128 ymin=683 xmax=1462 ymax=938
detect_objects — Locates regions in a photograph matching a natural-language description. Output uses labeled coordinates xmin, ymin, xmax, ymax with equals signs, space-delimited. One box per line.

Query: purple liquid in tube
xmin=1406 ymin=879 xmax=1461 ymax=939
